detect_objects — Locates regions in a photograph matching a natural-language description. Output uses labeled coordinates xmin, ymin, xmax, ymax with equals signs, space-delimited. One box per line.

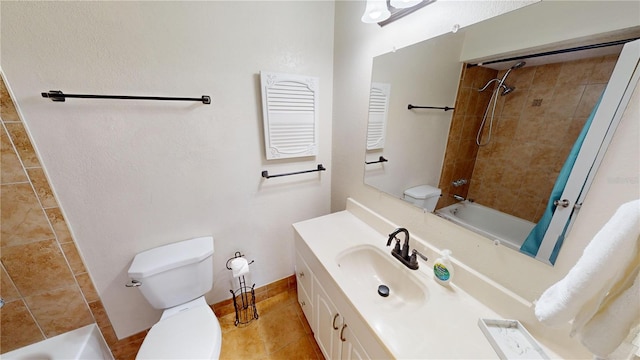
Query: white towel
xmin=579 ymin=268 xmax=640 ymax=357
xmin=535 ymin=199 xmax=640 ymax=330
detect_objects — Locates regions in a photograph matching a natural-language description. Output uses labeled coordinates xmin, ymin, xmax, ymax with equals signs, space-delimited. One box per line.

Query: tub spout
xmin=453 ymin=194 xmax=465 ymax=201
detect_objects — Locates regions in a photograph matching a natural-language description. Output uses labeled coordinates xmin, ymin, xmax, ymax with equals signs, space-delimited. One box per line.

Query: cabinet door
xmin=295 ymin=252 xmax=314 ymax=328
xmin=314 ymin=279 xmax=342 ymax=360
xmin=340 ymin=324 xmax=369 ymax=360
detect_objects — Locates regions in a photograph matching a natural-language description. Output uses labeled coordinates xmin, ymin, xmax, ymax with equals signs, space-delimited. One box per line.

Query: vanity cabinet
xmin=314 ymin=278 xmax=369 ymax=360
xmin=294 ymin=235 xmax=390 ymax=360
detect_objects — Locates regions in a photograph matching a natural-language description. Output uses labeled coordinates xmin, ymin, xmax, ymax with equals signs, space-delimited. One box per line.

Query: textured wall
xmin=1 ymin=1 xmax=334 ymax=339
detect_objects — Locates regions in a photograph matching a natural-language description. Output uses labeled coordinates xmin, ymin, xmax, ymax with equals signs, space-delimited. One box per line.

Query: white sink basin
xmin=335 ymin=244 xmax=427 ymax=307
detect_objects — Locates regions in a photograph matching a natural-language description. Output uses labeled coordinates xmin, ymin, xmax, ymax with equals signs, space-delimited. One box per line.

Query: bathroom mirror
xmin=363 ymin=2 xmax=640 ymax=264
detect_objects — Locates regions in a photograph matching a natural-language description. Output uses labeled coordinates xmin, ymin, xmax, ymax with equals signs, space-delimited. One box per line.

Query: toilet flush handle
xmin=125 ymin=280 xmax=142 ymax=288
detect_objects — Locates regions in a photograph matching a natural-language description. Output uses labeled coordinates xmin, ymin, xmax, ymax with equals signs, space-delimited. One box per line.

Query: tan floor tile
xmin=257 ymin=302 xmax=307 ymax=354
xmin=220 ymin=325 xmax=267 ymax=360
xmin=269 ymin=336 xmax=320 ymax=360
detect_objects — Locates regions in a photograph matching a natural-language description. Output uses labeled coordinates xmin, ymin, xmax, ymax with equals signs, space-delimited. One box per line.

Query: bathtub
xmin=2 ymin=324 xmax=114 ymax=360
xmin=436 ymin=201 xmax=535 ymax=251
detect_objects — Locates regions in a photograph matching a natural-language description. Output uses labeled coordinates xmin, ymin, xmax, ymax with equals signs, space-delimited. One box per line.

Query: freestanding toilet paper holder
xmin=226 ymin=252 xmax=258 ymax=326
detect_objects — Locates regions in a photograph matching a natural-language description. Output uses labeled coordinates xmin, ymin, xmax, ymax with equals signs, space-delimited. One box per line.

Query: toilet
xmin=127 ymin=236 xmax=222 ymax=360
xmin=403 ymin=184 xmax=442 ymax=211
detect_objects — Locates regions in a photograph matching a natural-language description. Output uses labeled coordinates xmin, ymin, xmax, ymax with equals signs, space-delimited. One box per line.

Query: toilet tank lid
xmin=404 ymin=185 xmax=441 ymax=199
xmin=128 ymin=236 xmax=213 ymax=278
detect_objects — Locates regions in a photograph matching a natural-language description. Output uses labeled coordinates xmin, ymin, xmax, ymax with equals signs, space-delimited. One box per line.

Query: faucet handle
xmin=409 ymin=249 xmax=428 ymax=268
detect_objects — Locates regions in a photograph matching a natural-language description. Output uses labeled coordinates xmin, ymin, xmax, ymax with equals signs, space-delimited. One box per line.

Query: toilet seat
xmin=136 ymin=305 xmax=222 ymax=360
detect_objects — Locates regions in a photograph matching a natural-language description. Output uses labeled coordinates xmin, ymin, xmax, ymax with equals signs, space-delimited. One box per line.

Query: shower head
xmin=511 ymin=61 xmax=526 ymax=69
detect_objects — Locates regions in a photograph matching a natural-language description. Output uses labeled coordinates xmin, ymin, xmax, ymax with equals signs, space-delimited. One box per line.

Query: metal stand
xmin=226 ymin=252 xmax=258 ymax=326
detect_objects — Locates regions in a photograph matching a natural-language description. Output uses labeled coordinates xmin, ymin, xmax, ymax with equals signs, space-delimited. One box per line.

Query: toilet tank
xmin=128 ymin=236 xmax=214 ymax=309
xmin=403 ymin=185 xmax=441 ymax=212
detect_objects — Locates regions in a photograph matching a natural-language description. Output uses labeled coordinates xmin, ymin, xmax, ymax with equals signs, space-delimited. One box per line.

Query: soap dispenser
xmin=433 ymin=249 xmax=454 ymax=286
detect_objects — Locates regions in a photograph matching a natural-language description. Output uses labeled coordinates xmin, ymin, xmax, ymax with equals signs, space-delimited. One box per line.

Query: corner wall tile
xmin=1 ymin=127 xmax=28 ymax=184
xmin=4 ymin=123 xmax=39 ymax=167
xmin=0 ymin=300 xmax=45 ymax=354
xmin=24 ymin=285 xmax=93 ymax=337
xmin=44 ymin=207 xmax=73 ymax=244
xmin=26 ymin=168 xmax=58 ymax=208
xmin=61 ymin=242 xmax=87 ymax=275
xmin=1 ymin=239 xmax=76 ymax=296
xmin=76 ymin=272 xmax=100 ymax=303
xmin=0 ymin=78 xmax=20 ymax=123
xmin=1 ymin=183 xmax=55 ymax=248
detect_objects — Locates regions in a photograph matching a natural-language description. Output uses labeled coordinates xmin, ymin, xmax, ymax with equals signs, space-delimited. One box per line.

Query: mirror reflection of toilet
xmin=127 ymin=236 xmax=222 ymax=359
xmin=403 ymin=185 xmax=441 ymax=212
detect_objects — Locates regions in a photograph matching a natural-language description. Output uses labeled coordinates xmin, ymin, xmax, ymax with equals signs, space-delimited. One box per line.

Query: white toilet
xmin=127 ymin=236 xmax=222 ymax=360
xmin=403 ymin=184 xmax=442 ymax=211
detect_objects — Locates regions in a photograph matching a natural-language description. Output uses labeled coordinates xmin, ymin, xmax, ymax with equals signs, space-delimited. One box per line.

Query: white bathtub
xmin=436 ymin=201 xmax=535 ymax=251
xmin=2 ymin=324 xmax=114 ymax=360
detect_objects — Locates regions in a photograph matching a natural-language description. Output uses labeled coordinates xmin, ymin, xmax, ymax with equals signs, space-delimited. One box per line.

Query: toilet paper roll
xmin=231 ymin=257 xmax=250 ymax=278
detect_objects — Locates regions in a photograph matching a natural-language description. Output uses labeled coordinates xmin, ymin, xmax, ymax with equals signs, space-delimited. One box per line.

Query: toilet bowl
xmin=128 ymin=236 xmax=222 ymax=359
xmin=403 ymin=184 xmax=442 ymax=211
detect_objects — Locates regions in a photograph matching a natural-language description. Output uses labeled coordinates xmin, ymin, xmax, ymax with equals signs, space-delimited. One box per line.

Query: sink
xmin=335 ymin=245 xmax=427 ymax=307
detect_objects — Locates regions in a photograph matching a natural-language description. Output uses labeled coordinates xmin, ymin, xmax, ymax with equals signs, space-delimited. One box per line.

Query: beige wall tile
xmin=1 ymin=265 xmax=21 ymax=302
xmin=1 ymin=127 xmax=28 ymax=184
xmin=88 ymin=300 xmax=112 ymax=330
xmin=4 ymin=123 xmax=39 ymax=167
xmin=1 ymin=183 xmax=55 ymax=248
xmin=76 ymin=272 xmax=100 ymax=303
xmin=61 ymin=242 xmax=87 ymax=275
xmin=45 ymin=207 xmax=73 ymax=244
xmin=24 ymin=285 xmax=93 ymax=337
xmin=0 ymin=78 xmax=20 ymax=123
xmin=26 ymin=168 xmax=57 ymax=208
xmin=1 ymin=239 xmax=76 ymax=296
xmin=0 ymin=300 xmax=44 ymax=354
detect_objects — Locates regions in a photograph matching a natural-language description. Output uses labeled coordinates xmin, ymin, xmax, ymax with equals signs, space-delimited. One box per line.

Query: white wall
xmin=332 ymin=0 xmax=639 ymax=319
xmin=1 ymin=1 xmax=334 ymax=338
xmin=365 ymin=33 xmax=463 ymax=197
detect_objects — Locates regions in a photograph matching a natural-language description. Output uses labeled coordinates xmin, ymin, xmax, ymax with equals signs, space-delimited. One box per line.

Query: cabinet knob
xmin=332 ymin=313 xmax=340 ymax=330
xmin=340 ymin=323 xmax=347 ymax=342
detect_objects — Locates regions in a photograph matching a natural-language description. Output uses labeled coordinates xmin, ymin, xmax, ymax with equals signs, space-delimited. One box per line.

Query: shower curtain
xmin=520 ymin=94 xmax=604 ymax=264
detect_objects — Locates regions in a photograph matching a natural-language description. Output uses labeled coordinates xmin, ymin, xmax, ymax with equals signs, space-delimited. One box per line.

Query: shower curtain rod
xmin=467 ymin=37 xmax=639 ymax=68
xmin=41 ymin=90 xmax=211 ymax=104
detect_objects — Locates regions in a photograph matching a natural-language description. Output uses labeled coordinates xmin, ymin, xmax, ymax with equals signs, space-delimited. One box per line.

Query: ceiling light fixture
xmin=361 ymin=0 xmax=436 ymax=26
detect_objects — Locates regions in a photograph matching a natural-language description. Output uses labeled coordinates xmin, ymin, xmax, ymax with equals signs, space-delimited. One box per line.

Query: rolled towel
xmin=535 ymin=199 xmax=640 ymax=327
xmin=579 ymin=269 xmax=640 ymax=357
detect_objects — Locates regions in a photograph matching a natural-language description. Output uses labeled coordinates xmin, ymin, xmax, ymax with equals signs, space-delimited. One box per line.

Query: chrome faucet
xmin=386 ymin=228 xmax=426 ymax=270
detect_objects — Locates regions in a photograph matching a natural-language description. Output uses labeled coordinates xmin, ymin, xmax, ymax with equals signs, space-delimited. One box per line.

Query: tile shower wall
xmin=437 ymin=55 xmax=618 ymax=223
xmin=437 ymin=65 xmax=498 ymax=209
xmin=0 ymin=75 xmax=124 ymax=355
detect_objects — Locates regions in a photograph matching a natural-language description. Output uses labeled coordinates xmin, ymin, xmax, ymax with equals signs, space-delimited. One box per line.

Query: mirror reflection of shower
xmin=476 ymin=61 xmax=526 ymax=146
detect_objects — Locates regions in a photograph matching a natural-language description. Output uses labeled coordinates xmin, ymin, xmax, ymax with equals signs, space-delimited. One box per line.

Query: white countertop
xmin=294 ymin=209 xmax=508 ymax=359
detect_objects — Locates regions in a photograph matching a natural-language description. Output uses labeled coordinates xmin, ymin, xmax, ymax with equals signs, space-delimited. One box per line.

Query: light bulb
xmin=390 ymin=0 xmax=422 ymax=9
xmin=361 ymin=0 xmax=391 ymax=23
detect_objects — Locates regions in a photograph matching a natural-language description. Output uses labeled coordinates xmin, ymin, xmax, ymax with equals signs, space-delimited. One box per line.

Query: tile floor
xmin=218 ymin=288 xmax=324 ymax=360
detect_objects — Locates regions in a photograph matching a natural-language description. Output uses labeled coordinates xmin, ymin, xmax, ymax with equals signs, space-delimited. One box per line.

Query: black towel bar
xmin=365 ymin=156 xmax=388 ymax=165
xmin=261 ymin=164 xmax=326 ymax=179
xmin=42 ymin=90 xmax=211 ymax=104
xmin=407 ymin=104 xmax=454 ymax=111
